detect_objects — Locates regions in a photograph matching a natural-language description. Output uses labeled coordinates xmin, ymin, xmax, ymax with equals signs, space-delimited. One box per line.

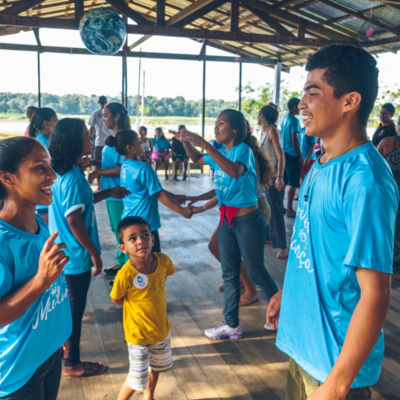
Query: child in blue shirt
xmin=48 ymin=118 xmax=128 ymax=378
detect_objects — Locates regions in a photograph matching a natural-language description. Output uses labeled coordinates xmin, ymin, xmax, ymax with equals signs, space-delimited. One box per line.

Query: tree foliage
xmin=0 ymin=92 xmax=236 ymax=118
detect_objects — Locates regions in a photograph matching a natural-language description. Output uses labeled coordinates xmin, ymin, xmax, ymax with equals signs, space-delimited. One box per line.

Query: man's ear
xmin=118 ymin=243 xmax=127 ymax=254
xmin=343 ymin=92 xmax=362 ymax=114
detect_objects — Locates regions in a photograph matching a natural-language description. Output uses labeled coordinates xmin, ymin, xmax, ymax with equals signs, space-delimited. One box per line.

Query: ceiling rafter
xmin=0 ymin=0 xmax=46 ymax=15
xmin=105 ymin=0 xmax=153 ymax=25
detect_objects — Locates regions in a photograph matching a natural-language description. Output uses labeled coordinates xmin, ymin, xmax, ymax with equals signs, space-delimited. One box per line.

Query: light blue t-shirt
xmin=101 ymin=145 xmax=124 ymax=202
xmin=49 ymin=166 xmax=101 ymax=275
xmin=35 ymin=133 xmax=50 ymax=215
xmin=276 ymin=142 xmax=398 ymax=388
xmin=120 ymin=160 xmax=163 ymax=231
xmin=0 ymin=216 xmax=72 ymax=396
xmin=152 ymin=137 xmax=170 ymax=151
xmin=203 ymin=142 xmax=257 ymax=207
xmin=280 ymin=114 xmax=301 ymax=156
xmin=300 ymin=128 xmax=317 ymax=160
xmin=36 ymin=132 xmax=49 ymax=148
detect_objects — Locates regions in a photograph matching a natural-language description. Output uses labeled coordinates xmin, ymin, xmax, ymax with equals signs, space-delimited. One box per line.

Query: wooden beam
xmin=0 ymin=42 xmax=281 ymax=65
xmin=74 ymin=0 xmax=84 ymax=22
xmin=0 ymin=0 xmax=46 ymax=15
xmin=105 ymin=0 xmax=152 ymax=25
xmin=243 ymin=3 xmax=295 ymax=37
xmin=156 ymin=0 xmax=165 ymax=27
xmin=128 ymin=35 xmax=152 ymax=51
xmin=33 ymin=27 xmax=41 ymax=48
xmin=125 ymin=24 xmax=339 ymax=46
xmin=231 ymin=0 xmax=239 ymax=33
xmin=167 ymin=0 xmax=226 ymax=27
xmin=0 ymin=14 xmax=79 ymax=30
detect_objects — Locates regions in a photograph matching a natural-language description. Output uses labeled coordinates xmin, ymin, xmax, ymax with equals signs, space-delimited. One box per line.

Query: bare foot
xmin=276 ymin=249 xmax=288 ymax=259
xmin=239 ymin=291 xmax=259 ymax=306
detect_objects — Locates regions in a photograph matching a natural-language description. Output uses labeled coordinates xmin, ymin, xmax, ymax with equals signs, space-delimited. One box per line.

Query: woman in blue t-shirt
xmin=88 ymin=102 xmax=131 ymax=275
xmin=0 ymin=136 xmax=71 ymax=399
xmin=28 ymin=107 xmax=58 ymax=224
xmin=179 ymin=109 xmax=278 ymax=340
xmin=48 ymin=118 xmax=128 ymax=378
xmin=107 ymin=129 xmax=193 ymax=252
xmin=152 ymin=127 xmax=171 ymax=180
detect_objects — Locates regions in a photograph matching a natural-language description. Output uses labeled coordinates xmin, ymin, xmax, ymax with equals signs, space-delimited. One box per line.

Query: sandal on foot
xmin=65 ymin=361 xmax=107 ymax=378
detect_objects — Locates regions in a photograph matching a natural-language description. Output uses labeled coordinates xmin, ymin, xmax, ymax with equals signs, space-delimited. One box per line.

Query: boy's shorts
xmin=126 ymin=333 xmax=173 ymax=391
xmin=283 ymin=153 xmax=301 ymax=187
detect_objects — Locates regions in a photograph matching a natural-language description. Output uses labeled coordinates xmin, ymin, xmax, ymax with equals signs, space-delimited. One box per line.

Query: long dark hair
xmin=259 ymin=104 xmax=279 ymax=126
xmin=0 ymin=137 xmax=42 ymax=207
xmin=49 ymin=118 xmax=86 ymax=175
xmin=29 ymin=107 xmax=56 ymax=137
xmin=105 ymin=103 xmax=130 ymax=131
xmin=219 ymin=109 xmax=249 ymax=146
xmin=106 ymin=130 xmax=138 ymax=156
xmin=249 ymin=135 xmax=275 ymax=188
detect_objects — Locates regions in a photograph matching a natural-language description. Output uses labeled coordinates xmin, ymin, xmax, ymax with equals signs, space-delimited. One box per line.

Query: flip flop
xmin=64 ymin=361 xmax=107 ymax=378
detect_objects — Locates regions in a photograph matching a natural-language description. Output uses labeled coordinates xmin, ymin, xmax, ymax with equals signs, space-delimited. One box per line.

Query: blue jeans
xmin=218 ymin=209 xmax=278 ymax=327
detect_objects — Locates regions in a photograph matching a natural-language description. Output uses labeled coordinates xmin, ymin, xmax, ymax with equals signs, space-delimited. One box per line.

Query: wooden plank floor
xmin=59 ymin=174 xmax=400 ymax=400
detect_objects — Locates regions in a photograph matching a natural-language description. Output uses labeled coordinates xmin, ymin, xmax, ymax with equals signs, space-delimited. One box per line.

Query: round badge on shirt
xmin=134 ymin=273 xmax=149 ymax=289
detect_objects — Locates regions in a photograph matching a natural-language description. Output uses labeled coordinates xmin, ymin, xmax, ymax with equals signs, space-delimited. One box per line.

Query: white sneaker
xmin=264 ymin=322 xmax=278 ymax=331
xmin=205 ymin=322 xmax=242 ymax=340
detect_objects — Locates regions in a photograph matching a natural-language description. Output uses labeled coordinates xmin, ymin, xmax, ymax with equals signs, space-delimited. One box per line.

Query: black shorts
xmin=172 ymin=154 xmax=189 ymax=162
xmin=284 ymin=153 xmax=301 ymax=187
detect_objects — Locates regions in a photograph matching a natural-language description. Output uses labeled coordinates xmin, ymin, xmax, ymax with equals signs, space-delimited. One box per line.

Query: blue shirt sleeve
xmin=140 ymin=163 xmax=163 ymax=196
xmin=61 ymin=173 xmax=85 ymax=217
xmin=343 ymin=176 xmax=398 ymax=273
xmin=0 ymin=253 xmax=12 ymax=299
xmin=289 ymin=116 xmax=301 ymax=134
xmin=203 ymin=153 xmax=216 ymax=169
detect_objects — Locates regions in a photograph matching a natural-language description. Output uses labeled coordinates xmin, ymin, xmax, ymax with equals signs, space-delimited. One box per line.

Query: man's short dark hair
xmin=117 ymin=216 xmax=151 ymax=243
xmin=382 ymin=103 xmax=395 ymax=115
xmin=287 ymin=98 xmax=300 ymax=111
xmin=98 ymin=95 xmax=107 ymax=105
xmin=305 ymin=45 xmax=379 ymax=126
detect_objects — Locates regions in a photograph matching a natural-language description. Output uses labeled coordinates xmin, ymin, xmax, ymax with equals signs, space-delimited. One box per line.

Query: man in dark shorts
xmin=280 ymin=98 xmax=302 ymax=217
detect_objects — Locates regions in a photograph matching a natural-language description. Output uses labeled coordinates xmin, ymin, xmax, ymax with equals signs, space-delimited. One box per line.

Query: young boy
xmin=110 ymin=216 xmax=175 ymax=400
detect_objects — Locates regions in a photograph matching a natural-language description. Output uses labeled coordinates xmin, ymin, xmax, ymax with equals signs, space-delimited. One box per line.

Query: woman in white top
xmin=258 ymin=104 xmax=287 ymax=259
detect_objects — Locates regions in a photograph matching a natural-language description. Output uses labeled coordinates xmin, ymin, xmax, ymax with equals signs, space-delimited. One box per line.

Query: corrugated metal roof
xmin=0 ymin=0 xmax=399 ymax=69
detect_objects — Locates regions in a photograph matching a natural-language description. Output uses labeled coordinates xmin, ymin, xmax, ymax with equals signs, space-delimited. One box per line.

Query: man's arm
xmin=292 ymin=131 xmax=303 ymax=165
xmin=308 ymin=268 xmax=391 ymax=400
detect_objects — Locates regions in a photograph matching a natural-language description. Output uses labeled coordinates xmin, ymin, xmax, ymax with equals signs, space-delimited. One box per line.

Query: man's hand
xmin=109 ymin=186 xmax=130 ymax=199
xmin=307 ymin=382 xmax=347 ymax=400
xmin=91 ymin=253 xmax=103 ymax=277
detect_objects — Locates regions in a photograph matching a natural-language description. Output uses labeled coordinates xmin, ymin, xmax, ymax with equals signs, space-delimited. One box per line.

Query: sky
xmin=0 ymin=27 xmax=399 ymax=102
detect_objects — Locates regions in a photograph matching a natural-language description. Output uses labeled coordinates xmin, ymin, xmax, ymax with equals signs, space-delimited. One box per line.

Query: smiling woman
xmin=0 ymin=136 xmax=72 ymax=400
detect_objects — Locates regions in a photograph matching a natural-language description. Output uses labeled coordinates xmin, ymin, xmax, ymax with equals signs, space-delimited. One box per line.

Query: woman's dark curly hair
xmin=49 ymin=118 xmax=86 ymax=175
xmin=306 ymin=45 xmax=378 ymax=126
xmin=249 ymin=135 xmax=275 ymax=189
xmin=0 ymin=137 xmax=43 ymax=207
xmin=106 ymin=130 xmax=138 ymax=156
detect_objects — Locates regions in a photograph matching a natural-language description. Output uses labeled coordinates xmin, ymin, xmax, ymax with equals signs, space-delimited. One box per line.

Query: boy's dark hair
xmin=29 ymin=107 xmax=57 ymax=137
xmin=287 ymin=98 xmax=300 ymax=111
xmin=117 ymin=216 xmax=151 ymax=243
xmin=305 ymin=45 xmax=379 ymax=126
xmin=382 ymin=103 xmax=395 ymax=115
xmin=98 ymin=95 xmax=107 ymax=105
xmin=49 ymin=118 xmax=86 ymax=175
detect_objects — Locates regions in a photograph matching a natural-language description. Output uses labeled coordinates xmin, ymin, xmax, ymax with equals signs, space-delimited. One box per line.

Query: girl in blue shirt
xmin=107 ymin=129 xmax=193 ymax=252
xmin=0 ymin=136 xmax=71 ymax=399
xmin=88 ymin=102 xmax=131 ymax=275
xmin=152 ymin=127 xmax=171 ymax=180
xmin=48 ymin=118 xmax=128 ymax=378
xmin=28 ymin=107 xmax=58 ymax=224
xmin=179 ymin=109 xmax=278 ymax=340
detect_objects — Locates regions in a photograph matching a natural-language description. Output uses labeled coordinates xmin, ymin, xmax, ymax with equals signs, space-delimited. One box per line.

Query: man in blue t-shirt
xmin=266 ymin=45 xmax=398 ymax=400
xmin=280 ymin=97 xmax=302 ymax=218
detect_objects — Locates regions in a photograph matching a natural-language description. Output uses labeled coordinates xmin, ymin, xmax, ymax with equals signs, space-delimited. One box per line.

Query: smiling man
xmin=266 ymin=45 xmax=398 ymax=400
xmin=372 ymin=102 xmax=396 ymax=147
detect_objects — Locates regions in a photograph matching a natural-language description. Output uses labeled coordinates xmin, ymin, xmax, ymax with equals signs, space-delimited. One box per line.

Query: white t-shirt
xmin=88 ymin=108 xmax=113 ymax=146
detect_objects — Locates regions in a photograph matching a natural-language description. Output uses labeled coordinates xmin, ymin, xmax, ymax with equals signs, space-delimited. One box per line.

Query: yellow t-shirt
xmin=110 ymin=253 xmax=176 ymax=345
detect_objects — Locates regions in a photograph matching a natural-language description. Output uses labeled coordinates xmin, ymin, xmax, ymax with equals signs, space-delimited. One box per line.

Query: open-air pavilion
xmin=1 ymin=1 xmax=400 ymax=399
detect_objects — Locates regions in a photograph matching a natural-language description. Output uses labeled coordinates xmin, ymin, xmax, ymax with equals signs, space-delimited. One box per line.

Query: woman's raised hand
xmin=37 ymin=231 xmax=69 ymax=286
xmin=181 ymin=129 xmax=207 ymax=148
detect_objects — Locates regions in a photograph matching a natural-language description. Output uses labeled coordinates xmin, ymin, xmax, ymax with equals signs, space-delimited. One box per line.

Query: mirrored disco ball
xmin=79 ymin=8 xmax=127 ymax=55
